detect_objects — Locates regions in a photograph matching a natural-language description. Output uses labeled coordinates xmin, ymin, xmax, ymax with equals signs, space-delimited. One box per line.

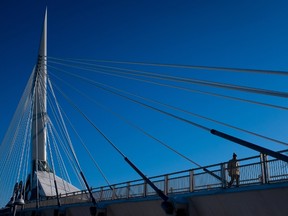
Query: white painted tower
xmin=28 ymin=8 xmax=79 ymax=199
xmin=31 ymin=8 xmax=48 ymax=172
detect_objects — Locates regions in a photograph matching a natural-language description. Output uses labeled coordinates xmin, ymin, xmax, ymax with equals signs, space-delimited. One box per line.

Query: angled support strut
xmin=211 ymin=129 xmax=288 ymax=163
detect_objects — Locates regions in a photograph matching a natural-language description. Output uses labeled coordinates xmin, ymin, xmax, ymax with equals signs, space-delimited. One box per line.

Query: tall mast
xmin=31 ymin=8 xmax=48 ymax=172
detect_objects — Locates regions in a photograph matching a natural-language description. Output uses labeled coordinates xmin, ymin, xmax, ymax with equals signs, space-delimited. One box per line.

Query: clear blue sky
xmin=1 ymin=0 xmax=288 ymax=189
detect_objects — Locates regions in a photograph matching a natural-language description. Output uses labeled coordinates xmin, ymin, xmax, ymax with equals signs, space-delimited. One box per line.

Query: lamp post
xmin=6 ymin=182 xmax=25 ymax=216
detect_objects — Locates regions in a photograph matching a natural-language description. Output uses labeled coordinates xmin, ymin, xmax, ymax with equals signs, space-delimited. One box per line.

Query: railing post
xmin=112 ymin=185 xmax=116 ymax=200
xmin=143 ymin=180 xmax=147 ymax=197
xmin=260 ymin=153 xmax=269 ymax=184
xmin=164 ymin=175 xmax=169 ymax=195
xmin=189 ymin=170 xmax=194 ymax=192
xmin=127 ymin=182 xmax=130 ymax=199
xmin=221 ymin=163 xmax=227 ymax=188
xmin=99 ymin=187 xmax=103 ymax=201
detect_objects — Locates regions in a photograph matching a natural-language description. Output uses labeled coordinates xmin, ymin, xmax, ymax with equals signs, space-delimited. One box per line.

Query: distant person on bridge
xmin=227 ymin=153 xmax=240 ymax=187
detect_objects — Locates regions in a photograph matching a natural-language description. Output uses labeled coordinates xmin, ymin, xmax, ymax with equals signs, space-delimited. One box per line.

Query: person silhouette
xmin=227 ymin=153 xmax=240 ymax=187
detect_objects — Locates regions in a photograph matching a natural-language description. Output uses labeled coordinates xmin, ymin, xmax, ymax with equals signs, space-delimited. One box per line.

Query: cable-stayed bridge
xmin=1 ymin=9 xmax=288 ymax=216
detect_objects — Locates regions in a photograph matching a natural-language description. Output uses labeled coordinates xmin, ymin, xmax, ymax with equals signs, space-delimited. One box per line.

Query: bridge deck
xmin=11 ymin=152 xmax=288 ymax=215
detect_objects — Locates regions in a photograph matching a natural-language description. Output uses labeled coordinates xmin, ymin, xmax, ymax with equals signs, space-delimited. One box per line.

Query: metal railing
xmin=23 ymin=151 xmax=288 ymax=208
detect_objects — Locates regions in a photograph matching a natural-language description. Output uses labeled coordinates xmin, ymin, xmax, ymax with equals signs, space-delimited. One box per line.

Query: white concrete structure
xmin=29 ymin=8 xmax=79 ymax=199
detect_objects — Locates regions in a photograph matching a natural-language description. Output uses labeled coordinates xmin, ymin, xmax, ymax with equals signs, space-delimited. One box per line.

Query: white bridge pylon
xmin=29 ymin=8 xmax=79 ymax=200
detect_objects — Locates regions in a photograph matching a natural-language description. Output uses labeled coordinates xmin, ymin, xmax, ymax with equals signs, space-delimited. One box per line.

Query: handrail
xmin=22 ymin=150 xmax=288 ymax=208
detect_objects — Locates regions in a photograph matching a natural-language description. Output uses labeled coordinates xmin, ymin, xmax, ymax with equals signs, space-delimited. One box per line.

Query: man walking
xmin=227 ymin=153 xmax=240 ymax=187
